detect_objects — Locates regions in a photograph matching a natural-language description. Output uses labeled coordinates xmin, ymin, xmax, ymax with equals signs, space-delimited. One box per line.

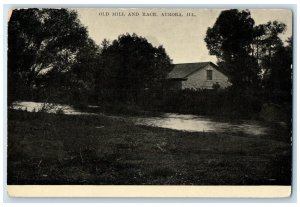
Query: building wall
xmin=182 ymin=64 xmax=231 ymax=89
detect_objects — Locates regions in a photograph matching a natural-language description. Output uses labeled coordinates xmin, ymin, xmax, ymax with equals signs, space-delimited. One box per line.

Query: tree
xmin=252 ymin=21 xmax=286 ymax=77
xmin=67 ymin=38 xmax=101 ymax=106
xmin=250 ymin=21 xmax=289 ymax=104
xmin=205 ymin=9 xmax=259 ymax=89
xmin=95 ymin=33 xmax=173 ymax=105
xmin=36 ymin=38 xmax=101 ymax=106
xmin=8 ymin=9 xmax=92 ymax=104
xmin=264 ymin=37 xmax=292 ymax=104
xmin=205 ymin=9 xmax=292 ymax=118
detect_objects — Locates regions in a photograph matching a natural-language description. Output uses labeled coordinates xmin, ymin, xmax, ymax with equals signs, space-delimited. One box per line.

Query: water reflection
xmin=10 ymin=101 xmax=94 ymax=115
xmin=132 ymin=113 xmax=268 ymax=136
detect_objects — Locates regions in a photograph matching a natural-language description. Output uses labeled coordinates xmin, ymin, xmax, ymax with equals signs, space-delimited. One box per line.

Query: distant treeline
xmin=8 ymin=9 xmax=292 ymax=121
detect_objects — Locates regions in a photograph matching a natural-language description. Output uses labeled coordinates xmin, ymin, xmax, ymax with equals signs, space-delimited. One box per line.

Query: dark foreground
xmin=7 ymin=109 xmax=291 ymax=185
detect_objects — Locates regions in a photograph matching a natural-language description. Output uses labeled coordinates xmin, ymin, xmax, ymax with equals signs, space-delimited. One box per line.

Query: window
xmin=206 ymin=70 xmax=212 ymax=80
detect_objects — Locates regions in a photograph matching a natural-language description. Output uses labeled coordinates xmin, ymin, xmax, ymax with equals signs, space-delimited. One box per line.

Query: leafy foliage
xmin=205 ymin=9 xmax=255 ymax=59
xmin=206 ymin=9 xmax=291 ymax=109
xmin=265 ymin=38 xmax=292 ymax=104
xmin=205 ymin=9 xmax=259 ymax=89
xmin=8 ymin=9 xmax=97 ymax=105
xmin=95 ymin=33 xmax=173 ymax=105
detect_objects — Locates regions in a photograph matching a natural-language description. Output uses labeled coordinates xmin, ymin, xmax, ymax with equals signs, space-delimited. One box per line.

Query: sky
xmin=76 ymin=8 xmax=292 ymax=64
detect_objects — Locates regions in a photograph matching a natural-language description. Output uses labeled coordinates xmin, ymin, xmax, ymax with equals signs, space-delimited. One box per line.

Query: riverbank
xmin=8 ymin=109 xmax=291 ymax=185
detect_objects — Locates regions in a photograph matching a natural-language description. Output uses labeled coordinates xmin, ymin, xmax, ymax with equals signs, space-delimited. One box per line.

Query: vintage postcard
xmin=7 ymin=8 xmax=293 ymax=197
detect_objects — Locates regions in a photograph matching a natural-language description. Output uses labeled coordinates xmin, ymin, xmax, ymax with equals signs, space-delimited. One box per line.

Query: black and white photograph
xmin=6 ymin=8 xmax=293 ymax=196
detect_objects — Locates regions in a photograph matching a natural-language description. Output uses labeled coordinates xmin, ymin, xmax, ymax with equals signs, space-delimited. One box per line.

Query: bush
xmin=158 ymin=87 xmax=263 ymax=119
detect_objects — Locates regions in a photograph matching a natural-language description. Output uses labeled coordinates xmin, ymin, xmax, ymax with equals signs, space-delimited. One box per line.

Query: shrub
xmin=158 ymin=87 xmax=263 ymax=119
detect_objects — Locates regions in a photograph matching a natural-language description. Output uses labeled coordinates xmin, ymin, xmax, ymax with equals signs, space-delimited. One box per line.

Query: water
xmin=11 ymin=101 xmax=269 ymax=136
xmin=10 ymin=101 xmax=95 ymax=115
xmin=131 ymin=113 xmax=269 ymax=136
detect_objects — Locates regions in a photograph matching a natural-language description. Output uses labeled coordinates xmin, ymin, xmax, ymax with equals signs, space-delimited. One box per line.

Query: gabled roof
xmin=167 ymin=62 xmax=218 ymax=79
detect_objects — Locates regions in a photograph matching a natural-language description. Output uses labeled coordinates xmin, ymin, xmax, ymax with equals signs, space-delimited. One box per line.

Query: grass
xmin=7 ymin=109 xmax=291 ymax=185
